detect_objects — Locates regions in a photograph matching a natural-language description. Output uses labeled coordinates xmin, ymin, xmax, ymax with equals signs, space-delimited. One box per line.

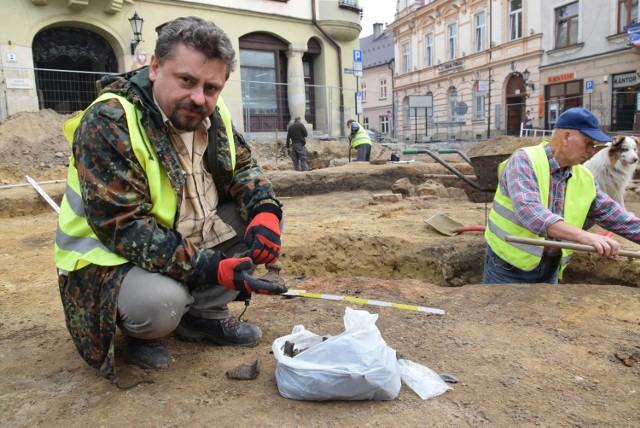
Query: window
xmin=474 ymin=86 xmax=485 ymax=120
xmin=509 ymin=0 xmax=522 ymax=40
xmin=363 ymin=117 xmax=369 ymax=128
xmin=380 ymin=115 xmax=389 ymax=134
xmin=618 ymin=0 xmax=638 ymax=33
xmin=240 ymin=49 xmax=277 ymax=114
xmin=380 ymin=79 xmax=387 ymax=99
xmin=555 ymin=2 xmax=579 ymax=48
xmin=425 ymin=33 xmax=433 ymax=67
xmin=303 ymin=61 xmax=313 ymax=117
xmin=361 ymin=81 xmax=367 ymax=102
xmin=474 ymin=12 xmax=486 ymax=52
xmin=402 ymin=43 xmax=410 ymax=73
xmin=447 ymin=23 xmax=458 ymax=60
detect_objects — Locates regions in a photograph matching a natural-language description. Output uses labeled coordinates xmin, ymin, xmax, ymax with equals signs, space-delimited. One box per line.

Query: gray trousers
xmin=355 ymin=144 xmax=371 ymax=161
xmin=117 ymin=202 xmax=248 ymax=340
xmin=291 ymin=142 xmax=309 ymax=171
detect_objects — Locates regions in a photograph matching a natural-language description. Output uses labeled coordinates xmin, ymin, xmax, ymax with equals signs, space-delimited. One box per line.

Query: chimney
xmin=373 ymin=22 xmax=383 ymax=39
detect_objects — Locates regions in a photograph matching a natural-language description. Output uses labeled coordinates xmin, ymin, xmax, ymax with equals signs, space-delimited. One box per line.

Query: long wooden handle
xmin=505 ymin=235 xmax=640 ymax=259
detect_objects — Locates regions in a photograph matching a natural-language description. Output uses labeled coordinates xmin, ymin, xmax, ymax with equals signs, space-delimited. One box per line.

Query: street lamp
xmin=129 ymin=12 xmax=144 ymax=55
xmin=522 ymin=68 xmax=535 ymax=91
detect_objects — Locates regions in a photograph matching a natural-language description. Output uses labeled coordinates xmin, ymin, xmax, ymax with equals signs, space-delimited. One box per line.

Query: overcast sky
xmin=359 ymin=0 xmax=397 ymax=37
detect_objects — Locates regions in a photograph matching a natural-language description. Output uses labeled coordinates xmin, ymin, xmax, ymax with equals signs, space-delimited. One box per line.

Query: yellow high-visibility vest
xmin=350 ymin=123 xmax=372 ymax=148
xmin=485 ymin=143 xmax=595 ymax=278
xmin=55 ymin=93 xmax=236 ymax=272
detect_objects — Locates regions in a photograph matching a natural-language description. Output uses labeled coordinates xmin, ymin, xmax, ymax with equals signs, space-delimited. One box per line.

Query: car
xmin=365 ymin=128 xmax=383 ymax=143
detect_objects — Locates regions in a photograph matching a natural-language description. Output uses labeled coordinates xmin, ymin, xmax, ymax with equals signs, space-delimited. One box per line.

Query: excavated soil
xmin=1 ymin=111 xmax=639 ymax=427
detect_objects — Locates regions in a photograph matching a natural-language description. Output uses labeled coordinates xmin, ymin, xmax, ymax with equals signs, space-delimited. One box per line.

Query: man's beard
xmin=169 ymin=101 xmax=207 ymax=132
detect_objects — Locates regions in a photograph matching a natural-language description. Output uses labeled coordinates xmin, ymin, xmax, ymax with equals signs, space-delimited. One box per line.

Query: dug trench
xmin=4 ymin=159 xmax=639 ymax=287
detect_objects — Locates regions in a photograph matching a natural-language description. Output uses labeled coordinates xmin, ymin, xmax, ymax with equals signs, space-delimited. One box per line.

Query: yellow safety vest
xmin=55 ymin=93 xmax=235 ymax=272
xmin=350 ymin=123 xmax=372 ymax=148
xmin=485 ymin=143 xmax=595 ymax=278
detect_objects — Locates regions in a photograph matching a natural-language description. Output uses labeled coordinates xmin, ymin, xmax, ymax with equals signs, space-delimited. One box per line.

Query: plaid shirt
xmin=166 ymin=119 xmax=236 ymax=249
xmin=501 ymin=144 xmax=640 ymax=247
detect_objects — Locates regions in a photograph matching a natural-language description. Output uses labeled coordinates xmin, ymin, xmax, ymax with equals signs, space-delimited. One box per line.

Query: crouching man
xmin=54 ymin=17 xmax=287 ymax=381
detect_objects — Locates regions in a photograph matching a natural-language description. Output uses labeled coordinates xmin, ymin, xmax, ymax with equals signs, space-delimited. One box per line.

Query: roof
xmin=360 ymin=28 xmax=394 ymax=69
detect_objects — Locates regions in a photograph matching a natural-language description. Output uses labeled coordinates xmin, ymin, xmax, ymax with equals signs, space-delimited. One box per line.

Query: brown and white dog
xmin=583 ymin=135 xmax=639 ymax=207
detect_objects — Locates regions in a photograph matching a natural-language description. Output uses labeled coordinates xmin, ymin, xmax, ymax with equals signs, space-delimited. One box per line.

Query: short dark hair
xmin=155 ymin=16 xmax=236 ymax=79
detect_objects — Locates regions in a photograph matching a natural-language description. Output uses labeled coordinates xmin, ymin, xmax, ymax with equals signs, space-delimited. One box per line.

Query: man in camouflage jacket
xmin=55 ymin=17 xmax=287 ymax=381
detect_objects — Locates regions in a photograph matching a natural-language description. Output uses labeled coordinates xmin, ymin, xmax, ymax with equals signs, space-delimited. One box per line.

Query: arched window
xmin=448 ymin=87 xmax=458 ymax=121
xmin=403 ymin=96 xmax=411 ymax=126
xmin=473 ymin=84 xmax=485 ymax=120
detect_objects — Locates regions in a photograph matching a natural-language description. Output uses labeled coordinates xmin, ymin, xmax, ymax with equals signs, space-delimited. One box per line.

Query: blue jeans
xmin=482 ymin=246 xmax=560 ymax=284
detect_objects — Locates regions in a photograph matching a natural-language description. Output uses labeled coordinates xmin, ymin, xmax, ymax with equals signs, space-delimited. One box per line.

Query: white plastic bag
xmin=272 ymin=307 xmax=401 ymax=400
xmin=397 ymin=358 xmax=452 ymax=399
xmin=272 ymin=307 xmax=452 ymax=401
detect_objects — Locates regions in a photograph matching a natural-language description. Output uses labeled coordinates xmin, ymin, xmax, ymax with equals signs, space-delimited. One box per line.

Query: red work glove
xmin=244 ymin=212 xmax=281 ymax=264
xmin=217 ymin=257 xmax=288 ymax=295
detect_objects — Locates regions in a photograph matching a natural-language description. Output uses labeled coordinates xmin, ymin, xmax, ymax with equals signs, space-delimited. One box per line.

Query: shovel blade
xmin=425 ymin=211 xmax=465 ymax=236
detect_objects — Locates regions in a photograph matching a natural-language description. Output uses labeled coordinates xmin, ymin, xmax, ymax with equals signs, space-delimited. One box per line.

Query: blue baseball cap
xmin=554 ymin=107 xmax=611 ymax=142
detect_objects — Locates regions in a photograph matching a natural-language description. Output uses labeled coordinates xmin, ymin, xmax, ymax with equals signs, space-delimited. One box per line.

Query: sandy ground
xmin=1 ymin=111 xmax=639 ymax=427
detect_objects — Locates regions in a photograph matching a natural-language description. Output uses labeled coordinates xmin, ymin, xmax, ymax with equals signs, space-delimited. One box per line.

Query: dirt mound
xmin=466 ymin=135 xmax=543 ymax=158
xmin=0 ymin=109 xmax=74 ymax=183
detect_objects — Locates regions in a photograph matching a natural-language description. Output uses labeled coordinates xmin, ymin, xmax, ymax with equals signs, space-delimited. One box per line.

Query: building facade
xmin=539 ymin=0 xmax=640 ymax=133
xmin=388 ymin=0 xmax=640 ymax=143
xmin=360 ymin=23 xmax=395 ymax=140
xmin=0 ymin=0 xmax=364 ymax=139
xmin=389 ymin=0 xmax=543 ymax=142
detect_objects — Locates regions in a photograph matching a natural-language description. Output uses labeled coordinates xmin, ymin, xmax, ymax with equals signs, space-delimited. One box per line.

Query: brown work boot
xmin=175 ymin=313 xmax=262 ymax=347
xmin=124 ymin=336 xmax=170 ymax=370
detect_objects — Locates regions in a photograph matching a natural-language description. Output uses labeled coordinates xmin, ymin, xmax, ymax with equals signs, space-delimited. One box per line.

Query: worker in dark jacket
xmin=54 ymin=17 xmax=287 ymax=382
xmin=285 ymin=116 xmax=309 ymax=171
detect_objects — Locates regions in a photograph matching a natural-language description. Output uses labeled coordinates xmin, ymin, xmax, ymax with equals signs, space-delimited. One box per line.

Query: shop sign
xmin=477 ymin=80 xmax=489 ymax=92
xmin=6 ymin=78 xmax=32 ymax=89
xmin=624 ymin=22 xmax=640 ymax=46
xmin=612 ymin=72 xmax=638 ymax=88
xmin=547 ymin=72 xmax=576 ymax=84
xmin=437 ymin=59 xmax=464 ymax=73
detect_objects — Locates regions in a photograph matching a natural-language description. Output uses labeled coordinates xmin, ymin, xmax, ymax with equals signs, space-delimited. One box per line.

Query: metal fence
xmin=33 ymin=67 xmax=117 ymax=113
xmin=3 ymin=67 xmax=636 ymax=142
xmin=391 ymin=89 xmax=639 ymax=143
xmin=2 ymin=67 xmax=354 ymax=140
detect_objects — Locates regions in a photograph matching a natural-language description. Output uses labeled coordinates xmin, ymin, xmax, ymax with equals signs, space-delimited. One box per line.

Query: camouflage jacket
xmin=58 ymin=67 xmax=281 ymax=379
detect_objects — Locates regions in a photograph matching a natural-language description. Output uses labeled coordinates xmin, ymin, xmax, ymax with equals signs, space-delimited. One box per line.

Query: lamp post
xmin=129 ymin=12 xmax=144 ymax=55
xmin=522 ymin=68 xmax=535 ymax=93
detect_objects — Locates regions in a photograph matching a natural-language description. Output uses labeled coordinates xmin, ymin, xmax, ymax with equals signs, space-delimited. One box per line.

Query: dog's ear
xmin=611 ymin=135 xmax=624 ymax=148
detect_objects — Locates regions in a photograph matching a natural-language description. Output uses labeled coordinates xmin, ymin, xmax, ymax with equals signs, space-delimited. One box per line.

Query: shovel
xmin=506 ymin=235 xmax=640 ymax=258
xmin=425 ymin=211 xmax=486 ymax=236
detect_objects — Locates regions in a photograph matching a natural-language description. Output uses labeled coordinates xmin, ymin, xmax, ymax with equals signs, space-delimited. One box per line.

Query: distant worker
xmin=523 ymin=109 xmax=533 ymax=129
xmin=347 ymin=119 xmax=372 ymax=162
xmin=285 ymin=117 xmax=309 ymax=171
xmin=483 ymin=107 xmax=640 ymax=284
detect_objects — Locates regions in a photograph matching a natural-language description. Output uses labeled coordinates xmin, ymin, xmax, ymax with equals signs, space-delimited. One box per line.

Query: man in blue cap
xmin=483 ymin=107 xmax=640 ymax=284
